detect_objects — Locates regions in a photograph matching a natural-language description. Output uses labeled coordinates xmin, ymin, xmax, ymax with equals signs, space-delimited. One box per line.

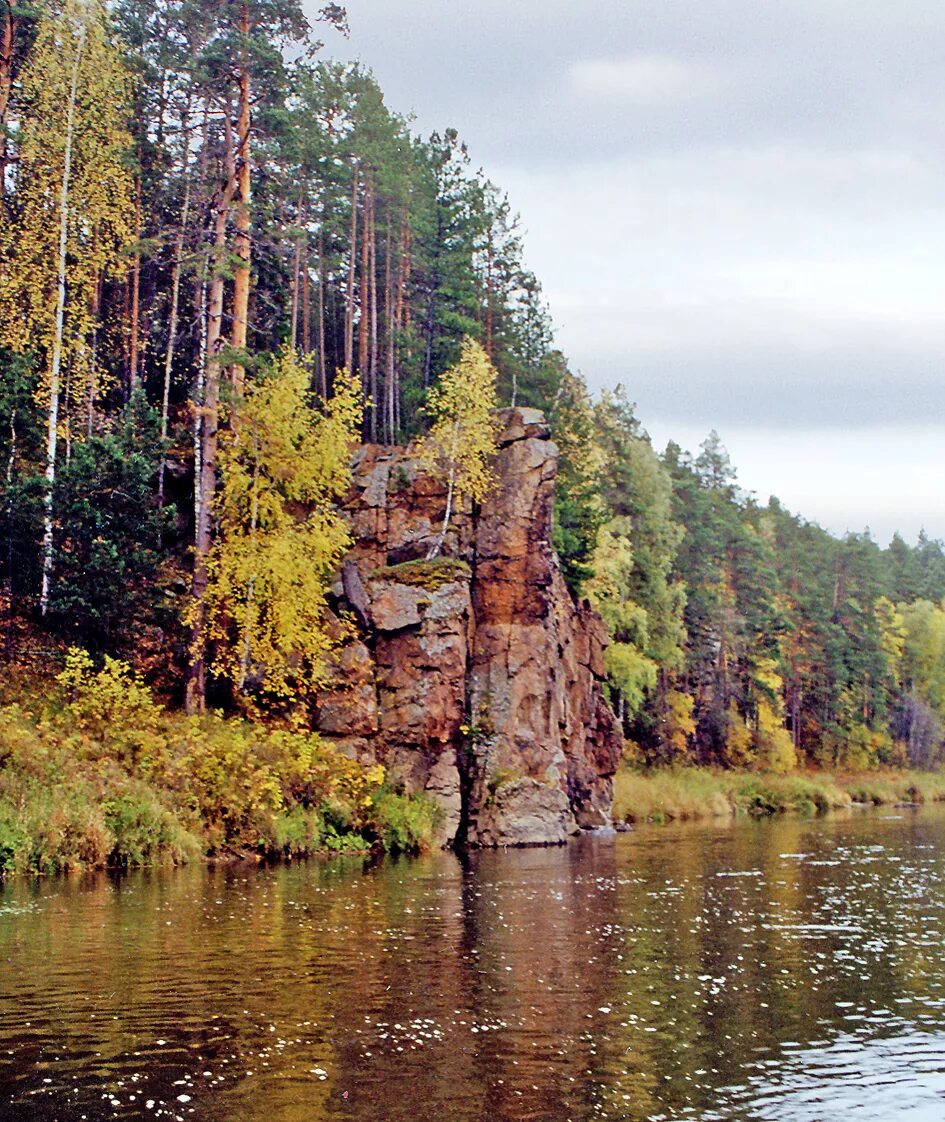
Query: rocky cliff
xmin=316 ymin=407 xmax=623 ymax=847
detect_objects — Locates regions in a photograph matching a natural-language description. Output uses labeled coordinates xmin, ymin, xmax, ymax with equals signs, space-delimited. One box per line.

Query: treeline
xmin=3 ymin=0 xmax=945 ymax=773
xmin=552 ymin=385 xmax=945 ymax=772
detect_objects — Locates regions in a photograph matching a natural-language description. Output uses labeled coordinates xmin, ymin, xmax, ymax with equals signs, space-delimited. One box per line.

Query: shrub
xmin=370 ymin=789 xmax=442 ymax=853
xmin=0 ymin=650 xmax=401 ymax=875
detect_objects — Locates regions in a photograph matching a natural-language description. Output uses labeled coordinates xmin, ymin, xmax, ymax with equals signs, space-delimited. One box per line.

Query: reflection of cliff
xmin=316 ymin=407 xmax=623 ymax=847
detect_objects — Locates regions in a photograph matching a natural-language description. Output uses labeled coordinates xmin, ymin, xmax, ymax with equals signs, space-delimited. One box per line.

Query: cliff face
xmin=316 ymin=407 xmax=623 ymax=847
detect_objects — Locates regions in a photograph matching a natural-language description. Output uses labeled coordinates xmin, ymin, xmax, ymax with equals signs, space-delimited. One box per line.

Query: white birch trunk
xmin=40 ymin=22 xmax=86 ymax=616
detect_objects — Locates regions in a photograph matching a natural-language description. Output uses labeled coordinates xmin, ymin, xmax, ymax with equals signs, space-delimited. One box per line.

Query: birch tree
xmin=0 ymin=0 xmax=132 ymax=613
xmin=417 ymin=337 xmax=499 ymax=560
xmin=201 ymin=353 xmax=361 ymax=706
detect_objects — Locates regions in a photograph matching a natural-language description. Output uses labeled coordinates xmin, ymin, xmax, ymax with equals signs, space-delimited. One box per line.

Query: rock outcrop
xmin=317 ymin=407 xmax=623 ymax=847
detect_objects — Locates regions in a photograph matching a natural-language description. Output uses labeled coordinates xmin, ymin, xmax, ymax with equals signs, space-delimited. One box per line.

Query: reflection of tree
xmin=6 ymin=812 xmax=945 ymax=1119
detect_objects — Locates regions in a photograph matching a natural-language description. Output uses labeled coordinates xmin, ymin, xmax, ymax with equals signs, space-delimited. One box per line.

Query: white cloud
xmin=569 ymin=55 xmax=718 ymax=105
xmin=493 ymin=145 xmax=945 ymax=423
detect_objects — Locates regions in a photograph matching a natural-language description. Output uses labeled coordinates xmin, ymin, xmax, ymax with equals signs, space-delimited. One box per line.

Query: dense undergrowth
xmin=613 ymin=764 xmax=945 ymax=825
xmin=0 ymin=651 xmax=440 ymax=876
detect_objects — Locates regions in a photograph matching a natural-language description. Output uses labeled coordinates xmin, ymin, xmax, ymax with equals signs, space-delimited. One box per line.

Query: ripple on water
xmin=4 ymin=811 xmax=945 ymax=1120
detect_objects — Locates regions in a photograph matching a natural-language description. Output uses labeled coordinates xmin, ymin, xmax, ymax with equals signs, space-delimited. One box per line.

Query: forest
xmin=3 ymin=0 xmax=945 ymax=870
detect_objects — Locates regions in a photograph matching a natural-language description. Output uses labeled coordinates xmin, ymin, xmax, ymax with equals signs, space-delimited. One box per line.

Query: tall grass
xmin=613 ymin=765 xmax=945 ymax=826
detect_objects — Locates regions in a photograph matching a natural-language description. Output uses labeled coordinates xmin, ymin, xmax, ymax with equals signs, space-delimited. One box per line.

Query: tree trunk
xmin=192 ymin=102 xmax=211 ymax=536
xmin=394 ymin=214 xmax=409 ymax=434
xmin=383 ymin=222 xmax=392 ymax=442
xmin=229 ymin=1 xmax=252 ymax=393
xmin=289 ymin=189 xmax=304 ymax=349
xmin=316 ymin=228 xmax=327 ymax=397
xmin=186 ymin=116 xmax=238 ymax=714
xmin=0 ymin=2 xmax=13 ymax=197
xmin=128 ymin=175 xmax=142 ymax=394
xmin=158 ymin=122 xmax=192 ymax=507
xmin=343 ymin=165 xmax=358 ymax=374
xmin=367 ymin=181 xmax=378 ymax=442
xmin=426 ymin=421 xmax=459 ymax=560
xmin=86 ymin=272 xmax=102 ymax=436
xmin=40 ymin=23 xmax=86 ymax=616
xmin=301 ymin=243 xmax=311 ymax=355
xmin=484 ymin=236 xmax=494 ymax=357
xmin=358 ymin=176 xmax=369 ymax=405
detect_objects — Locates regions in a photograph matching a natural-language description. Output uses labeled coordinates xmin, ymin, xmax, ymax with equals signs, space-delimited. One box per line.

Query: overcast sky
xmin=316 ymin=0 xmax=945 ymax=544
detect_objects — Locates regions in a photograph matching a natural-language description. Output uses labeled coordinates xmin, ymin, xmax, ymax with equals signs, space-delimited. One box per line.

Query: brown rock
xmin=315 ymin=407 xmax=624 ymax=848
xmin=475 ymin=778 xmax=577 ymax=846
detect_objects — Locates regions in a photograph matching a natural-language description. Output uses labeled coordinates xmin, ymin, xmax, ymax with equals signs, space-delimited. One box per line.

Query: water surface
xmin=3 ymin=807 xmax=945 ymax=1121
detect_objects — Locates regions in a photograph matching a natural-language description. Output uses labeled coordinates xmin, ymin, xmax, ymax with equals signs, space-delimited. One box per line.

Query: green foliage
xmin=549 ymin=367 xmax=606 ymax=590
xmin=604 ymin=643 xmax=658 ymax=721
xmin=369 ymin=788 xmax=442 ymax=854
xmin=46 ymin=393 xmax=169 ymax=652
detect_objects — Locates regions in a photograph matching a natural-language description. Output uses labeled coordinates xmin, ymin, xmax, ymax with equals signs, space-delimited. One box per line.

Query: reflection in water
xmin=3 ymin=809 xmax=945 ymax=1120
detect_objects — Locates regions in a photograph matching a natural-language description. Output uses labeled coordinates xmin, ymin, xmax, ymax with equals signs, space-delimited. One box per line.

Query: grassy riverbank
xmin=613 ymin=765 xmax=945 ymax=825
xmin=0 ymin=652 xmax=440 ymax=876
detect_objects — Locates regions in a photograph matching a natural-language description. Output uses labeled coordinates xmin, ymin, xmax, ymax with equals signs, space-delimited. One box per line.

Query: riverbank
xmin=0 ymin=653 xmax=440 ymax=876
xmin=612 ymin=765 xmax=945 ymax=825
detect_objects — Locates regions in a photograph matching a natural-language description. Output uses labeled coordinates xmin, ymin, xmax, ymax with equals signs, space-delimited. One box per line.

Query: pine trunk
xmin=485 ymin=239 xmax=494 ymax=357
xmin=128 ymin=176 xmax=142 ymax=394
xmin=158 ymin=130 xmax=192 ymax=506
xmin=384 ymin=221 xmax=394 ymax=443
xmin=230 ymin=1 xmax=252 ymax=393
xmin=301 ymin=245 xmax=311 ymax=353
xmin=344 ymin=166 xmax=358 ymax=374
xmin=358 ymin=177 xmax=369 ymax=402
xmin=368 ymin=182 xmax=378 ymax=443
xmin=186 ymin=118 xmax=238 ymax=714
xmin=316 ymin=228 xmax=327 ymax=396
xmin=289 ymin=190 xmax=305 ymax=349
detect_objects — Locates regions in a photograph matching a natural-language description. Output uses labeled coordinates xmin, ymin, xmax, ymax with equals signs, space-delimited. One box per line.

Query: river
xmin=3 ymin=806 xmax=945 ymax=1121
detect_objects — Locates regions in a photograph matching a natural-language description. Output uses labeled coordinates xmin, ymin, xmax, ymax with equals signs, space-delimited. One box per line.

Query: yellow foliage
xmin=752 ymin=657 xmax=784 ymax=706
xmin=753 ymin=698 xmax=797 ymax=774
xmin=204 ymin=355 xmax=362 ymax=703
xmin=724 ymin=701 xmax=755 ymax=768
xmin=661 ymin=688 xmax=696 ymax=760
xmin=56 ymin=647 xmax=165 ymax=768
xmin=416 ymin=336 xmax=500 ymax=511
xmin=0 ymin=0 xmax=133 ymax=412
